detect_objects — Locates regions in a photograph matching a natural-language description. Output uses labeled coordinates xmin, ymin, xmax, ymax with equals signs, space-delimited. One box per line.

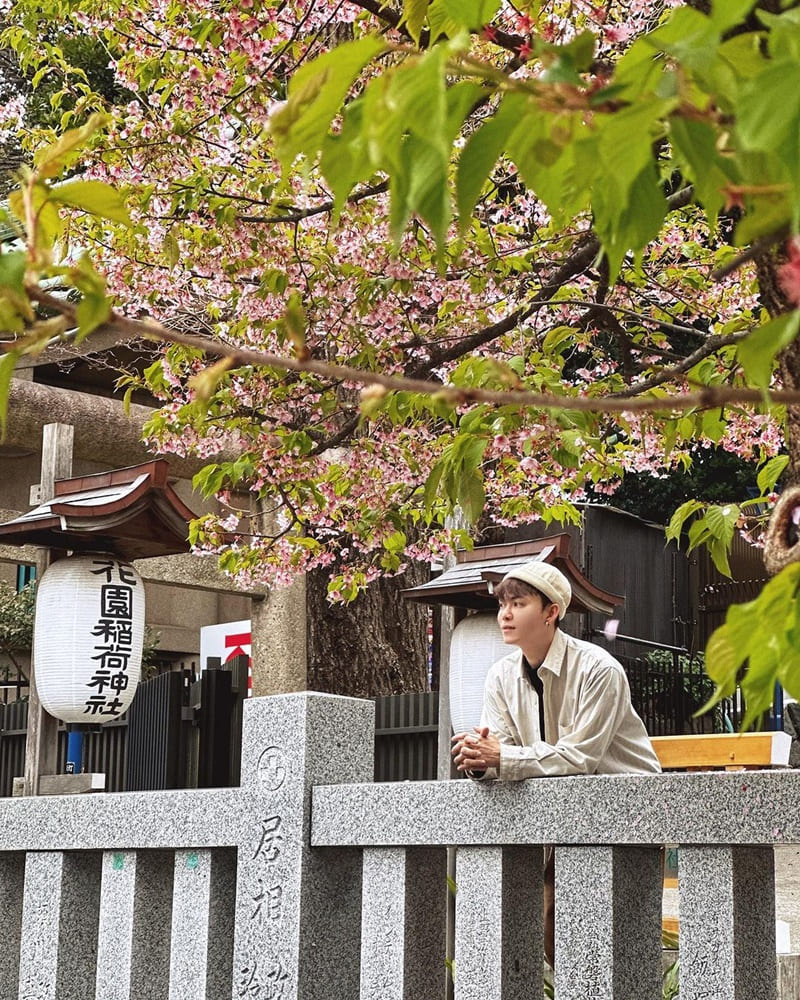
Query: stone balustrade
xmin=0 ymin=692 xmax=792 ymax=998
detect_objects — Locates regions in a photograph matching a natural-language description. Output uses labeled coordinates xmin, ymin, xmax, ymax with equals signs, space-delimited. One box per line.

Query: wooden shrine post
xmin=23 ymin=423 xmax=74 ymax=796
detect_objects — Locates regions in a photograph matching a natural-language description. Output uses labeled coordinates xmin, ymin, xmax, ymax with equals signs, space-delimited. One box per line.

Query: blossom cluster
xmin=2 ymin=0 xmax=783 ymax=595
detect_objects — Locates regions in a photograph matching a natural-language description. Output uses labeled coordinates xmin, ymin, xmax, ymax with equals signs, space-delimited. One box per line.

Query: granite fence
xmin=0 ymin=691 xmax=793 ymax=999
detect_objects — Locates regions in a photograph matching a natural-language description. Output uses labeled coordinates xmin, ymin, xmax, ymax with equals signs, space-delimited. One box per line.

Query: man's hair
xmin=494 ymin=576 xmax=555 ymax=615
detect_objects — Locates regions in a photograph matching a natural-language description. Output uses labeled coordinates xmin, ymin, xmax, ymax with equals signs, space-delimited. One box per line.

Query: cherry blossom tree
xmin=1 ymin=0 xmax=800 ymax=705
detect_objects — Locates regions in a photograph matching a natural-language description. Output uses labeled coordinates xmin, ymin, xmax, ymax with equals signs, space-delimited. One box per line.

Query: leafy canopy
xmin=1 ymin=0 xmax=800 ymax=712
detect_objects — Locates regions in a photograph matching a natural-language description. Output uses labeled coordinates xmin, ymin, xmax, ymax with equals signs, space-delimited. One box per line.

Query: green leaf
xmin=757 ymin=454 xmax=789 ymax=494
xmin=541 ymin=31 xmax=596 ymax=84
xmin=164 ymin=231 xmax=180 ymax=267
xmin=319 ymin=100 xmax=373 ymax=217
xmin=401 ymin=0 xmax=430 ymax=44
xmin=368 ymin=46 xmax=450 ymax=247
xmin=593 ymin=164 xmax=667 ymax=280
xmin=710 ymin=0 xmax=758 ymax=33
xmin=457 ymin=93 xmax=527 ymax=233
xmin=189 ymin=356 xmax=235 ymax=403
xmin=706 ymin=536 xmax=732 ymax=577
xmin=53 ymin=180 xmax=131 ymax=225
xmin=271 ymin=36 xmax=386 ymax=167
xmin=439 ymin=0 xmax=499 ymax=31
xmin=423 ymin=459 xmax=445 ymax=514
xmin=457 ymin=467 xmax=486 ymax=523
xmin=0 ymin=350 xmax=19 ymax=439
xmin=283 ymin=290 xmax=307 ymax=353
xmin=0 ymin=251 xmax=32 ymax=332
xmin=665 ymin=498 xmax=703 ymax=542
xmin=700 ymin=565 xmax=800 ymax=728
xmin=733 ymin=186 xmax=792 ymax=246
xmin=33 ymin=112 xmax=111 ymax=178
xmin=703 ymin=503 xmax=739 ymax=547
xmin=736 ymin=311 xmax=800 ymax=391
xmin=647 ymin=7 xmax=720 ymax=74
xmin=702 ymin=623 xmax=740 ymax=694
xmin=737 ymin=62 xmax=800 ymax=152
xmin=669 ymin=117 xmax=733 ymax=224
xmin=445 ymin=81 xmax=485 ymax=147
xmin=75 ymin=292 xmax=111 ymax=339
xmin=507 ymin=111 xmax=584 ymax=224
xmin=426 ymin=0 xmax=461 ymax=39
xmin=0 ymin=250 xmax=27 ymax=296
xmin=561 ymin=30 xmax=595 ymax=73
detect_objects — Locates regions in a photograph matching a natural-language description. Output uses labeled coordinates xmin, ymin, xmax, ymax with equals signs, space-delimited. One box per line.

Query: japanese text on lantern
xmin=84 ymin=559 xmax=138 ymax=718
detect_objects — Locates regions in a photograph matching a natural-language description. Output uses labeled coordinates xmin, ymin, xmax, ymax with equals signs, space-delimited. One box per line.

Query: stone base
xmin=36 ymin=773 xmax=106 ymax=796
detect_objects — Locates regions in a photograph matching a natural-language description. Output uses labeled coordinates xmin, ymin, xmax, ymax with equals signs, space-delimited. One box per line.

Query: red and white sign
xmin=199 ymin=619 xmax=252 ymax=695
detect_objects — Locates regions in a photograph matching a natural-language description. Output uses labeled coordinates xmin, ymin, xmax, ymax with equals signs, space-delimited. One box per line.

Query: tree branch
xmin=20 ymin=284 xmax=800 ymax=415
xmin=416 ymin=186 xmax=696 ymax=375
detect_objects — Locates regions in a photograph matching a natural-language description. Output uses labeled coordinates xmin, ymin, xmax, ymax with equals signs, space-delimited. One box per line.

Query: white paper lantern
xmin=449 ymin=613 xmax=508 ymax=735
xmin=33 ymin=554 xmax=145 ymax=724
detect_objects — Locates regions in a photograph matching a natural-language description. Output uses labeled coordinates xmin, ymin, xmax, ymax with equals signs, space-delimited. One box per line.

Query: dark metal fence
xmin=0 ymin=657 xmax=251 ymax=797
xmin=374 ymin=692 xmax=438 ymax=782
xmin=621 ymin=651 xmax=726 ymax=736
xmin=615 ymin=643 xmax=783 ymax=737
xmin=0 ymin=672 xmax=440 ymax=794
xmin=125 ymin=669 xmax=189 ymax=791
xmin=0 ymin=701 xmax=129 ymax=796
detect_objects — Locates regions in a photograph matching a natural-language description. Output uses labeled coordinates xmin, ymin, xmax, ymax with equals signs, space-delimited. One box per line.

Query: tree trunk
xmin=306 ymin=559 xmax=431 ymax=697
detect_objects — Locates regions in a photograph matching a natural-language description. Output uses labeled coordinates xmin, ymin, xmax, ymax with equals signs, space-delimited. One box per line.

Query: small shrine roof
xmin=0 ymin=460 xmax=198 ymax=560
xmin=401 ymin=534 xmax=623 ymax=615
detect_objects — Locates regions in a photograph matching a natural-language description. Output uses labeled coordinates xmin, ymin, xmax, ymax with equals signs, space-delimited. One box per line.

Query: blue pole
xmin=66 ymin=729 xmax=84 ymax=774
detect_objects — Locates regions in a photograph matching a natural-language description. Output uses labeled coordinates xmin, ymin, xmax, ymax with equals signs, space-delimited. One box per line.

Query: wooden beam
xmin=651 ymin=732 xmax=792 ymax=771
xmin=23 ymin=423 xmax=74 ymax=796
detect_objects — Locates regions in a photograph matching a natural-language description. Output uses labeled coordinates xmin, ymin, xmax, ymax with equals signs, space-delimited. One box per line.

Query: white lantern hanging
xmin=33 ymin=554 xmax=145 ymax=724
xmin=449 ymin=613 xmax=508 ymax=735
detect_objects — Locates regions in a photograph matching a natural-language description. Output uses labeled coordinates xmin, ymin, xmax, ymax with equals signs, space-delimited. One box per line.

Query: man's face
xmin=496 ymin=592 xmax=554 ymax=647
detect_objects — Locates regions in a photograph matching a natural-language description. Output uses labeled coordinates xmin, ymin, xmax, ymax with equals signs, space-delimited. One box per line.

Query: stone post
xmin=232 ymin=692 xmax=375 ymax=1000
xmin=360 ymin=846 xmax=448 ymax=1000
xmin=454 ymin=845 xmax=544 ymax=1000
xmin=679 ymin=845 xmax=777 ymax=1000
xmin=18 ymin=850 xmax=102 ymax=999
xmin=554 ymin=845 xmax=662 ymax=1000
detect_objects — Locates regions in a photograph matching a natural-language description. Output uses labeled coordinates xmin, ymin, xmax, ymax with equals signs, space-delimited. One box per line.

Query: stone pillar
xmin=360 ymin=846 xmax=448 ymax=1000
xmin=96 ymin=850 xmax=138 ymax=1000
xmin=249 ymin=582 xmax=307 ymax=695
xmin=19 ymin=850 xmax=102 ymax=999
xmin=454 ymin=845 xmax=543 ymax=1000
xmin=0 ymin=853 xmax=24 ymax=996
xmin=554 ymin=845 xmax=662 ymax=1000
xmin=168 ymin=850 xmax=213 ymax=1000
xmin=679 ymin=845 xmax=777 ymax=1000
xmin=232 ymin=692 xmax=374 ymax=1000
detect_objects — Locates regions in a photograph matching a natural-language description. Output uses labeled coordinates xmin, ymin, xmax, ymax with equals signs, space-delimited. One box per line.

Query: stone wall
xmin=0 ymin=693 xmax=796 ymax=998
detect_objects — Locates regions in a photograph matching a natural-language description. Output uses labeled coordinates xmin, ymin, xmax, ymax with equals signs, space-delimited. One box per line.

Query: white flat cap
xmin=501 ymin=561 xmax=572 ymax=620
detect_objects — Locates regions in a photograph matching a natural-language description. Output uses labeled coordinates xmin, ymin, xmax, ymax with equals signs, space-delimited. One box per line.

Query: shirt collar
xmin=512 ymin=628 xmax=567 ymax=678
xmin=540 ymin=628 xmax=567 ymax=677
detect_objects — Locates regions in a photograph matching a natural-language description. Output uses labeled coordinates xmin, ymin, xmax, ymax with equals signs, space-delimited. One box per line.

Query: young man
xmin=450 ymin=559 xmax=660 ymax=965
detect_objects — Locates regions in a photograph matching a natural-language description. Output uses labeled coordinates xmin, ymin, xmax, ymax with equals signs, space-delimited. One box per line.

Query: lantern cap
xmin=401 ymin=533 xmax=623 ymax=615
xmin=0 ymin=460 xmax=200 ymax=560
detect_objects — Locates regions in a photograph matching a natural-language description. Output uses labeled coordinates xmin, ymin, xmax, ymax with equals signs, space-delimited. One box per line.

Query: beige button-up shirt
xmin=476 ymin=628 xmax=661 ymax=780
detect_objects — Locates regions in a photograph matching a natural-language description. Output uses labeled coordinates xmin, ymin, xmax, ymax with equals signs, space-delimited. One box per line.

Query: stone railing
xmin=0 ymin=692 xmax=793 ymax=999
